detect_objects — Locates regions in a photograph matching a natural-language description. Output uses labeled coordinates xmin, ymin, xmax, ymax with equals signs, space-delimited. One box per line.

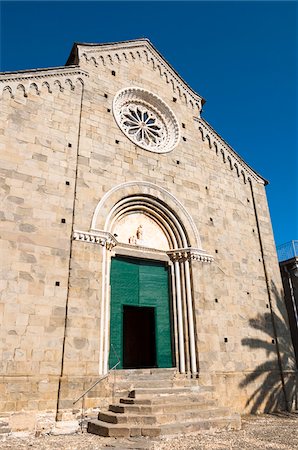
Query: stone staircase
xmin=87 ymin=369 xmax=241 ymax=438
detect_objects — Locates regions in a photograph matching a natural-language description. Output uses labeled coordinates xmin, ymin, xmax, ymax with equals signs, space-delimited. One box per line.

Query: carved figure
xmin=136 ymin=225 xmax=143 ymax=240
xmin=128 ymin=235 xmax=137 ymax=245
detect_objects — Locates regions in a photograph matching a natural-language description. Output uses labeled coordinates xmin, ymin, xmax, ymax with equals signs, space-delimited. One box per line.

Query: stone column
xmin=168 ymin=248 xmax=213 ymax=376
xmin=184 ymin=259 xmax=197 ymax=375
xmin=174 ymin=260 xmax=186 ymax=374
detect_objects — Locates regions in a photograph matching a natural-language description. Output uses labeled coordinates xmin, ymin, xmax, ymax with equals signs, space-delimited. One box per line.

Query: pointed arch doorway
xmin=109 ymin=256 xmax=173 ymax=369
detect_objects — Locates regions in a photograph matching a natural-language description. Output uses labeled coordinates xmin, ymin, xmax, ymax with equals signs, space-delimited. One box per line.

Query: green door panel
xmin=139 ymin=261 xmax=172 ymax=368
xmin=109 ymin=256 xmax=173 ymax=369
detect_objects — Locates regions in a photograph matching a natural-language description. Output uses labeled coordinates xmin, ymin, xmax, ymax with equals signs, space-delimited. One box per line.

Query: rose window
xmin=121 ymin=104 xmax=164 ymax=147
xmin=113 ymin=88 xmax=180 ymax=153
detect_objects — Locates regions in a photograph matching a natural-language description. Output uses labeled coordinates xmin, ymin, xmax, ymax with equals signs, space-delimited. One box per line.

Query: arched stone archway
xmin=91 ymin=181 xmax=202 ymax=249
xmin=73 ymin=182 xmax=213 ymax=376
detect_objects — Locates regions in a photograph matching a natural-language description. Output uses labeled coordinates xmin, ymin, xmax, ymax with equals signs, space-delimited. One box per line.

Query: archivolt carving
xmin=196 ymin=117 xmax=266 ymax=185
xmin=91 ymin=181 xmax=202 ymax=249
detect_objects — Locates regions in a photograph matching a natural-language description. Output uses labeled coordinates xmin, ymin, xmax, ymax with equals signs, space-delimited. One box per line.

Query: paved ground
xmin=1 ymin=413 xmax=298 ymax=450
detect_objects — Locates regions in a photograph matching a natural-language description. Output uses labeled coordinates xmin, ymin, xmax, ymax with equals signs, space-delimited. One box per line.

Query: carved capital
xmin=73 ymin=230 xmax=117 ymax=250
xmin=167 ymin=248 xmax=214 ymax=263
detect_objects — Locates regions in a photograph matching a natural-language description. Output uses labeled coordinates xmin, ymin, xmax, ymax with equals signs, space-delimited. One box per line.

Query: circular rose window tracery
xmin=113 ymin=88 xmax=180 ymax=153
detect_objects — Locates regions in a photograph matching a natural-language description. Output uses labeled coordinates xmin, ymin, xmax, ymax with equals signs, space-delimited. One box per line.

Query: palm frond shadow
xmin=239 ymin=280 xmax=297 ymax=413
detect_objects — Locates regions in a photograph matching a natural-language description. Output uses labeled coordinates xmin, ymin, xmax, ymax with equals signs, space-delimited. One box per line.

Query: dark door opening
xmin=123 ymin=305 xmax=156 ymax=369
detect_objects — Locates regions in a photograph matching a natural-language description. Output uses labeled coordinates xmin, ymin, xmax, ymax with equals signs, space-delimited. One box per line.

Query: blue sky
xmin=1 ymin=1 xmax=297 ymax=246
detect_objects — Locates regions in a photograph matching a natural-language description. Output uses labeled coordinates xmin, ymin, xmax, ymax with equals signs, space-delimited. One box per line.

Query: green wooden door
xmin=109 ymin=256 xmax=173 ymax=369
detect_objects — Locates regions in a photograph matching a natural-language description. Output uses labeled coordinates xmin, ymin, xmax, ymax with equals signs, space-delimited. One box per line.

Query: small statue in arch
xmin=136 ymin=225 xmax=143 ymax=240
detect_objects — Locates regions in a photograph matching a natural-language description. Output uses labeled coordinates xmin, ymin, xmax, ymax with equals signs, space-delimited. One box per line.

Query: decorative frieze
xmin=73 ymin=230 xmax=213 ymax=264
xmin=167 ymin=248 xmax=214 ymax=263
xmin=73 ymin=40 xmax=203 ymax=112
xmin=196 ymin=117 xmax=267 ymax=186
xmin=73 ymin=230 xmax=117 ymax=250
xmin=0 ymin=67 xmax=88 ymax=98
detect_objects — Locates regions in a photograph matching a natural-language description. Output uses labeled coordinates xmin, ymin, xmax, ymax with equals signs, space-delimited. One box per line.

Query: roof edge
xmin=0 ymin=65 xmax=87 ymax=79
xmin=197 ymin=117 xmax=269 ymax=186
xmin=67 ymin=38 xmax=206 ymax=106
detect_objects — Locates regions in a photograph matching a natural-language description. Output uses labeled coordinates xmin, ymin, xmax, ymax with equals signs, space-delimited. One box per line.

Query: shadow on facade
xmin=239 ymin=280 xmax=297 ymax=413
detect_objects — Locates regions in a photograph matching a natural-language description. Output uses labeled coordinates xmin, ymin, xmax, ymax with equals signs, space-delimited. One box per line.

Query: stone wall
xmin=0 ymin=74 xmax=83 ymax=429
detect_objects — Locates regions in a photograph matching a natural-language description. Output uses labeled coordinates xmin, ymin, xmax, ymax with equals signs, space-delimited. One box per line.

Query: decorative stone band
xmin=167 ymin=248 xmax=214 ymax=263
xmin=73 ymin=230 xmax=117 ymax=250
xmin=73 ymin=231 xmax=213 ymax=262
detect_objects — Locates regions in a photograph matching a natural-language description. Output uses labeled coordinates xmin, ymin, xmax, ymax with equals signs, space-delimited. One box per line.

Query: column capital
xmin=73 ymin=230 xmax=118 ymax=250
xmin=167 ymin=248 xmax=214 ymax=263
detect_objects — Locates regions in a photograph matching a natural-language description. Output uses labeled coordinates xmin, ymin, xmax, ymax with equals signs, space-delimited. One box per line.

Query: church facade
xmin=0 ymin=39 xmax=296 ymax=431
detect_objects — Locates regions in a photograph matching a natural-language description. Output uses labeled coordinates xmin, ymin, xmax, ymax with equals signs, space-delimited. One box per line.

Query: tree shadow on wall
xmin=239 ymin=280 xmax=297 ymax=413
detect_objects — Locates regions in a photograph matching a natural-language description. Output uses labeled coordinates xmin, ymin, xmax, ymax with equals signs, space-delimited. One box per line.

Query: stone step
xmin=100 ymin=406 xmax=231 ymax=426
xmin=129 ymin=387 xmax=194 ymax=398
xmin=111 ymin=368 xmax=177 ymax=381
xmin=87 ymin=419 xmax=161 ymax=438
xmin=109 ymin=399 xmax=216 ymax=415
xmin=87 ymin=373 xmax=240 ymax=439
xmin=114 ymin=377 xmax=198 ymax=391
xmin=99 ymin=411 xmax=156 ymax=425
xmin=120 ymin=392 xmax=212 ymax=406
xmin=113 ymin=378 xmax=187 ymax=390
xmin=128 ymin=386 xmax=207 ymax=398
xmin=160 ymin=414 xmax=241 ymax=436
xmin=88 ymin=413 xmax=241 ymax=438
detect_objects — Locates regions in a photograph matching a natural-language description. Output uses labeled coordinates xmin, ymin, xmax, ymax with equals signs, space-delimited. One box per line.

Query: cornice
xmin=196 ymin=117 xmax=267 ymax=186
xmin=73 ymin=230 xmax=117 ymax=250
xmin=0 ymin=66 xmax=88 ymax=98
xmin=0 ymin=66 xmax=88 ymax=82
xmin=74 ymin=40 xmax=204 ymax=113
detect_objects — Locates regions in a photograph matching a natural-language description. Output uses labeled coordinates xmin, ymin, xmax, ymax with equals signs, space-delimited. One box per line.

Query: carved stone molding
xmin=0 ymin=67 xmax=88 ymax=98
xmin=196 ymin=117 xmax=267 ymax=186
xmin=167 ymin=248 xmax=214 ymax=263
xmin=91 ymin=181 xmax=202 ymax=249
xmin=73 ymin=230 xmax=117 ymax=250
xmin=73 ymin=40 xmax=203 ymax=112
xmin=113 ymin=87 xmax=180 ymax=153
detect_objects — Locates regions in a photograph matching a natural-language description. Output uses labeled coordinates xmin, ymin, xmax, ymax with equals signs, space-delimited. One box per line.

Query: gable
xmin=66 ymin=39 xmax=205 ymax=113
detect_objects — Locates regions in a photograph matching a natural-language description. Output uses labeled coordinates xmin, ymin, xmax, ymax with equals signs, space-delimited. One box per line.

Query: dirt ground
xmin=1 ymin=413 xmax=298 ymax=450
